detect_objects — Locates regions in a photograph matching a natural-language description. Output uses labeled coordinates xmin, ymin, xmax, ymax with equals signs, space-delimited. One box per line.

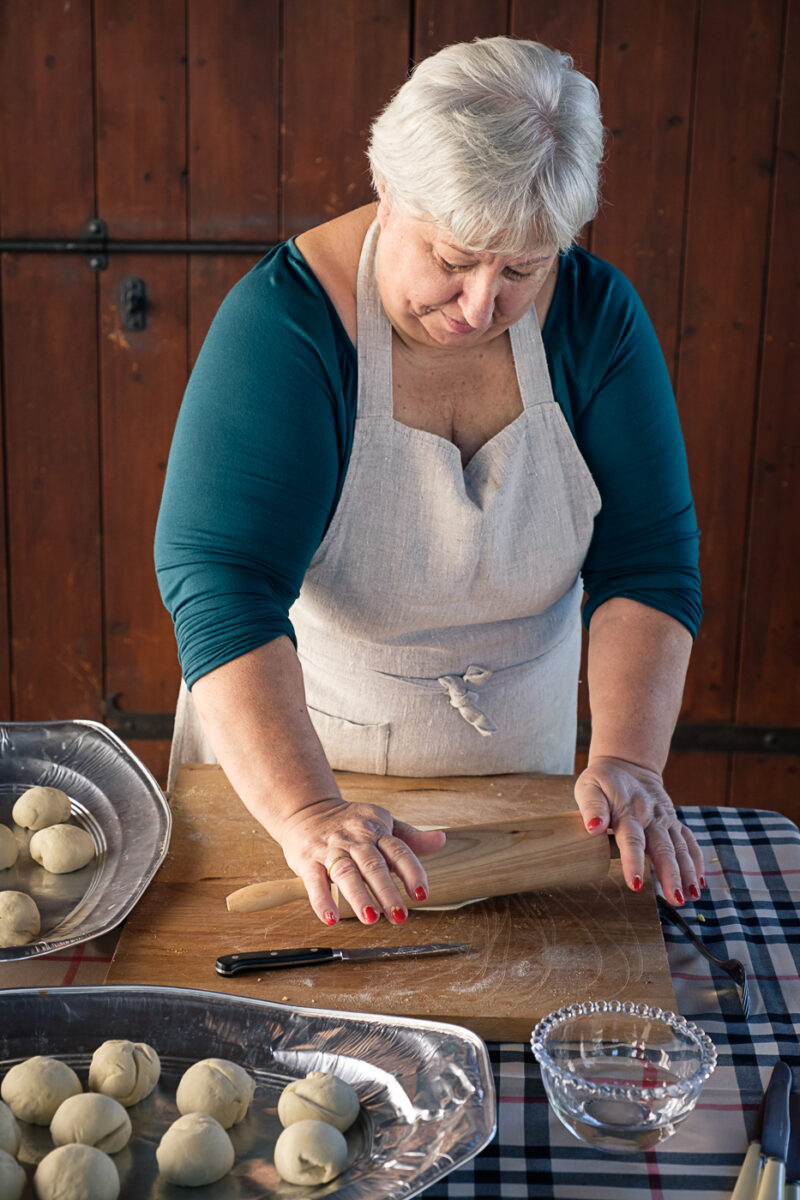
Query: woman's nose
xmin=458 ymin=270 xmax=500 ymax=329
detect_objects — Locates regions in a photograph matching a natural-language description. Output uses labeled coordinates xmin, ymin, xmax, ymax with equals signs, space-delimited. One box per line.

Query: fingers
xmin=573 ymin=774 xmax=612 ymax=835
xmin=576 ymin=760 xmax=706 ymax=904
xmin=300 ymin=835 xmax=436 ymax=928
xmin=302 ymin=860 xmax=341 ymax=927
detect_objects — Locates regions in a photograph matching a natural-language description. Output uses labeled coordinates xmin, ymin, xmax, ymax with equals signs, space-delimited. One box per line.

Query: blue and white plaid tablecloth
xmin=422 ymin=807 xmax=800 ymax=1199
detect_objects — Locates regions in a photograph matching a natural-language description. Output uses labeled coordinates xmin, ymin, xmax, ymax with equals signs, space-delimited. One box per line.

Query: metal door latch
xmin=121 ymin=276 xmax=147 ymax=330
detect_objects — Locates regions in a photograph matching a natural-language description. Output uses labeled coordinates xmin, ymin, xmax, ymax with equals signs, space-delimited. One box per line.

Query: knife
xmin=215 ymin=941 xmax=471 ymax=977
xmin=785 ymin=1090 xmax=799 ymax=1200
xmin=755 ymin=1061 xmax=792 ymax=1200
xmin=732 ymin=1061 xmax=792 ymax=1200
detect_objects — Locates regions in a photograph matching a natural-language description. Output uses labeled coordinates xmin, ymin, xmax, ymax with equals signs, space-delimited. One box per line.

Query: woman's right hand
xmin=274 ymin=797 xmax=447 ymax=927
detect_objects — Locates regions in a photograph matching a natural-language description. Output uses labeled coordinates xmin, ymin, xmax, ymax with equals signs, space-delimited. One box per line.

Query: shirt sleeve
xmin=154 ymin=245 xmax=355 ymax=689
xmin=549 ymin=252 xmax=702 ymax=637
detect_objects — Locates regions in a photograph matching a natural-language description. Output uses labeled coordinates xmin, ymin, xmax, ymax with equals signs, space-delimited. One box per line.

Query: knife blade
xmin=215 ymin=941 xmax=471 ymax=977
xmin=755 ymin=1060 xmax=792 ymax=1200
xmin=785 ymin=1090 xmax=800 ymax=1200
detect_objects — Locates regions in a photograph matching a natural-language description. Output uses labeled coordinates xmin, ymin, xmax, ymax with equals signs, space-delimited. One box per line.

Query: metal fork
xmin=656 ymin=894 xmax=751 ymax=1018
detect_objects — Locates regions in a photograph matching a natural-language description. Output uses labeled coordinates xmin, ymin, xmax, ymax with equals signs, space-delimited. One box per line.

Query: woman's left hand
xmin=574 ymin=755 xmax=705 ymax=904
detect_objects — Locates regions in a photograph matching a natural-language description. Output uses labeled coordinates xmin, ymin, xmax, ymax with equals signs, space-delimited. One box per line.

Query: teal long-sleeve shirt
xmin=155 ymin=240 xmax=701 ymax=690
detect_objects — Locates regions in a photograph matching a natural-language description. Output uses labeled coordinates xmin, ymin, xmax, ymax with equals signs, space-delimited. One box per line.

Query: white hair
xmin=368 ymin=36 xmax=604 ymax=253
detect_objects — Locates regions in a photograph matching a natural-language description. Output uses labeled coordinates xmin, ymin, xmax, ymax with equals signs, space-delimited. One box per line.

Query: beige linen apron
xmin=168 ymin=221 xmax=600 ymax=789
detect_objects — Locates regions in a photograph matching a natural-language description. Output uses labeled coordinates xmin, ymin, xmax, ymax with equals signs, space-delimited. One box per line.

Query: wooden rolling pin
xmin=226 ymin=811 xmax=611 ymax=918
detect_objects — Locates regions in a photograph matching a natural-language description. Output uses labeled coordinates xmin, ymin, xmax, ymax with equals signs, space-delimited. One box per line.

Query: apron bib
xmin=168 ymin=221 xmax=600 ymax=788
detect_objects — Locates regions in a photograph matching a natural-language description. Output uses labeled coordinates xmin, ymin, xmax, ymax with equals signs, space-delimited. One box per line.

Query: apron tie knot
xmin=437 ymin=665 xmax=497 ymax=737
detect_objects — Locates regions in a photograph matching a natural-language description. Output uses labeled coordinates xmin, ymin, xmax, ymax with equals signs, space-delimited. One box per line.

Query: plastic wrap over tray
xmin=0 ymin=720 xmax=171 ymax=960
xmin=0 ymin=985 xmax=496 ymax=1198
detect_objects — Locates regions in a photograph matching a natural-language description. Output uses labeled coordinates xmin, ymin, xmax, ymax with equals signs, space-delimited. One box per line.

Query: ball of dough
xmin=176 ymin=1058 xmax=255 ymax=1129
xmin=88 ymin=1040 xmax=160 ymax=1108
xmin=274 ymin=1119 xmax=348 ymax=1186
xmin=12 ymin=786 xmax=70 ymax=831
xmin=0 ymin=1098 xmax=20 ymax=1156
xmin=278 ymin=1071 xmax=360 ymax=1132
xmin=156 ymin=1112 xmax=234 ymax=1187
xmin=0 ymin=891 xmax=40 ymax=947
xmin=1 ymin=1056 xmax=82 ymax=1124
xmin=0 ymin=1147 xmax=25 ymax=1200
xmin=51 ymin=1092 xmax=132 ymax=1154
xmin=0 ymin=827 xmax=18 ymax=871
xmin=29 ymin=824 xmax=94 ymax=874
xmin=34 ymin=1144 xmax=119 ymax=1200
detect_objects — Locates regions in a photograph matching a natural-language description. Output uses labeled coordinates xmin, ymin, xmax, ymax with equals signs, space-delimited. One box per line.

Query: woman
xmin=156 ymin=37 xmax=705 ymax=927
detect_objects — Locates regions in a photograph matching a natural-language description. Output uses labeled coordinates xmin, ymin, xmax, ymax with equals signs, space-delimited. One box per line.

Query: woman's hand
xmin=275 ymin=797 xmax=447 ymax=927
xmin=574 ymin=756 xmax=705 ymax=904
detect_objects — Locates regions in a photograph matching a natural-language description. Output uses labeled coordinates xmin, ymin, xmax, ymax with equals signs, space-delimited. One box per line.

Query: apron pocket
xmin=307 ymin=706 xmax=391 ymax=776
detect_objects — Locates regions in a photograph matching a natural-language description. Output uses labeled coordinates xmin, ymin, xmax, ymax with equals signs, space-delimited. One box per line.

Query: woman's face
xmin=376 ymin=195 xmax=558 ymax=352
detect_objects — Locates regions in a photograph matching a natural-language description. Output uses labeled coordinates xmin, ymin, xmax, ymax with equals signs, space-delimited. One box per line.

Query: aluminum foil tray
xmin=0 ymin=985 xmax=496 ymax=1198
xmin=0 ymin=720 xmax=171 ymax=960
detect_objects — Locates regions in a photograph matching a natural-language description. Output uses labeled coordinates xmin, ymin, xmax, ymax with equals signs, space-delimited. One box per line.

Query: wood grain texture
xmin=510 ymin=0 xmax=599 ymax=74
xmin=95 ymin=0 xmax=187 ymax=238
xmin=188 ymin=0 xmax=280 ymax=240
xmin=2 ymin=255 xmax=103 ymax=720
xmin=106 ymin=766 xmax=676 ymax=1040
xmin=676 ymin=0 xmax=783 ymax=722
xmin=593 ymin=0 xmax=696 ymax=372
xmin=0 ymin=0 xmax=94 ymax=237
xmin=99 ymin=255 xmax=187 ymax=716
xmin=281 ymin=0 xmax=409 ymax=236
xmin=414 ymin=0 xmax=508 ymax=59
xmin=737 ymin=0 xmax=799 ymax=726
xmin=730 ymin=754 xmax=800 ymax=827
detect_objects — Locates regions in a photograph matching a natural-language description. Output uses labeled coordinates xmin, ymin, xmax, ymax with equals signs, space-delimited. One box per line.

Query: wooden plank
xmin=663 ymin=750 xmax=730 ymax=809
xmin=106 ymin=766 xmax=676 ymax=1041
xmin=730 ymin=754 xmax=800 ymax=827
xmin=414 ymin=0 xmax=508 ymax=59
xmin=0 ymin=0 xmax=94 ymax=236
xmin=99 ymin=255 xmax=186 ymax=721
xmin=188 ymin=0 xmax=280 ymax=240
xmin=593 ymin=0 xmax=696 ymax=371
xmin=94 ymin=0 xmax=187 ymax=238
xmin=281 ymin=0 xmax=409 ymax=237
xmin=737 ymin=0 xmax=799 ymax=727
xmin=676 ymin=0 xmax=783 ymax=722
xmin=510 ymin=0 xmax=600 ymax=79
xmin=1 ymin=256 xmax=103 ymax=719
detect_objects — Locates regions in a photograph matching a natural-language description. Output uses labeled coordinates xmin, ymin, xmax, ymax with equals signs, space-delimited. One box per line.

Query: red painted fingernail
xmin=700 ymin=875 xmax=706 ymax=889
xmin=414 ymin=886 xmax=427 ymax=901
xmin=363 ymin=906 xmax=379 ymax=923
xmin=323 ymin=911 xmax=337 ymax=926
xmin=587 ymin=817 xmax=603 ymax=831
xmin=674 ymin=888 xmax=685 ymax=905
xmin=391 ymin=907 xmax=407 ymax=924
xmin=632 ymin=875 xmax=642 ymax=892
xmin=689 ymin=884 xmax=700 ymax=901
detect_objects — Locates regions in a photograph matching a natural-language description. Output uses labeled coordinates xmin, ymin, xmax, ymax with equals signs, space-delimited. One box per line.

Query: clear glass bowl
xmin=530 ymin=1000 xmax=717 ymax=1154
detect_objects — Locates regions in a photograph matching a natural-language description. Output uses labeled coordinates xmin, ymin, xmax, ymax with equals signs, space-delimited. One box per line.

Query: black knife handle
xmin=215 ymin=947 xmax=337 ymax=976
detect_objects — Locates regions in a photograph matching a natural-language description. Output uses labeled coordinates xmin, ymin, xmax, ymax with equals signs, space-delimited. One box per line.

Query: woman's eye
xmin=437 ymin=256 xmax=466 ymax=272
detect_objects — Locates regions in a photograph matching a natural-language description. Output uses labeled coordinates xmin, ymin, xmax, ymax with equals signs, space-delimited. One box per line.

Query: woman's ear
xmin=376 ymin=183 xmax=391 ymax=229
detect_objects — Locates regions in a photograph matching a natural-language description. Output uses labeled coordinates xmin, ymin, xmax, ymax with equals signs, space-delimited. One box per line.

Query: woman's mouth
xmin=441 ymin=312 xmax=476 ymax=334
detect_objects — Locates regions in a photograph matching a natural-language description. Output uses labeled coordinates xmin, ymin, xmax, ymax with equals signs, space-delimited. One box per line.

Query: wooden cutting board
xmin=105 ymin=765 xmax=676 ymax=1040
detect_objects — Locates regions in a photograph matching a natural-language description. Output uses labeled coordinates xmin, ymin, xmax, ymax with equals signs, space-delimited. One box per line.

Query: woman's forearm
xmin=586 ymin=596 xmax=693 ymax=772
xmin=190 ymin=636 xmax=342 ymax=840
